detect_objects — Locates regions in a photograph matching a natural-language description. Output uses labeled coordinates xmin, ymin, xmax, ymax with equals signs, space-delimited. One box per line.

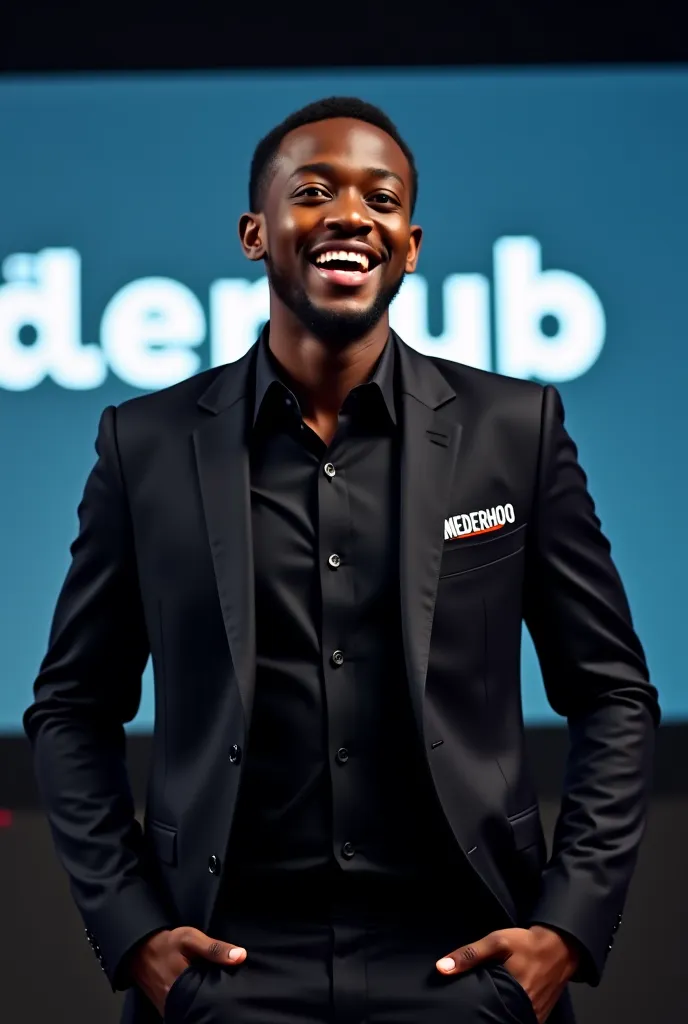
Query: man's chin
xmin=298 ymin=302 xmax=385 ymax=345
xmin=267 ymin=260 xmax=405 ymax=345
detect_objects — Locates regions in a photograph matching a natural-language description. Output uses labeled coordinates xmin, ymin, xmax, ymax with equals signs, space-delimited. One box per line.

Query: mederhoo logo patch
xmin=444 ymin=503 xmax=516 ymax=541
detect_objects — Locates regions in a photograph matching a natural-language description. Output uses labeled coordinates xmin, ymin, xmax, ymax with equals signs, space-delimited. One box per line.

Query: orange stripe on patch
xmin=450 ymin=523 xmax=504 ymax=541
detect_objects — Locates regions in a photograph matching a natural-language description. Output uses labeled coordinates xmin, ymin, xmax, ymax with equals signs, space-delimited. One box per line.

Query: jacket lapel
xmin=193 ymin=346 xmax=258 ymax=730
xmin=396 ymin=336 xmax=462 ymax=737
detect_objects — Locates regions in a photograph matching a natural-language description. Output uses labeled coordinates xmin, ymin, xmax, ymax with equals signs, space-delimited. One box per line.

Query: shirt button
xmin=331 ymin=650 xmax=344 ymax=667
xmin=324 ymin=462 xmax=336 ymax=478
xmin=229 ymin=743 xmax=242 ymax=764
xmin=208 ymin=854 xmax=221 ymax=875
xmin=342 ymin=842 xmax=355 ymax=859
xmin=335 ymin=747 xmax=349 ymax=764
xmin=328 ymin=553 xmax=341 ymax=569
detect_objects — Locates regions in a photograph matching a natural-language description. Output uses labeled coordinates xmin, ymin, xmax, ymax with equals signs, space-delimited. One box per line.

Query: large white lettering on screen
xmin=494 ymin=237 xmax=606 ymax=381
xmin=0 ymin=249 xmax=106 ymax=389
xmin=0 ymin=237 xmax=606 ymax=391
xmin=101 ymin=277 xmax=206 ymax=388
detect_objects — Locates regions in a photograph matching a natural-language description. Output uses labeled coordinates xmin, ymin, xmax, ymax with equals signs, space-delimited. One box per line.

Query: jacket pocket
xmin=439 ymin=523 xmax=526 ymax=578
xmin=148 ymin=820 xmax=178 ymax=866
xmin=507 ymin=804 xmax=542 ymax=852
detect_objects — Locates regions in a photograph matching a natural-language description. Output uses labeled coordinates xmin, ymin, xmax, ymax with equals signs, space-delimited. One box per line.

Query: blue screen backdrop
xmin=1 ymin=68 xmax=684 ymax=731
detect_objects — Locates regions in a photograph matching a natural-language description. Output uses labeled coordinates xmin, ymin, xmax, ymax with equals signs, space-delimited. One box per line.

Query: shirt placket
xmin=317 ymin=421 xmax=362 ymax=870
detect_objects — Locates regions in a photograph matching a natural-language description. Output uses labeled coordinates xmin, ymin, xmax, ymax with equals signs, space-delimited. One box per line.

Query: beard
xmin=266 ymin=256 xmax=406 ymax=347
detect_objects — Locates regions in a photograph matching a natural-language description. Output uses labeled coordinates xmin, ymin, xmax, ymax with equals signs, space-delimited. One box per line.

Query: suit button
xmin=208 ymin=854 xmax=221 ymax=874
xmin=328 ymin=553 xmax=341 ymax=569
xmin=324 ymin=463 xmax=336 ymax=478
xmin=229 ymin=744 xmax=242 ymax=764
xmin=336 ymin=747 xmax=349 ymax=764
xmin=331 ymin=650 xmax=344 ymax=667
xmin=342 ymin=842 xmax=355 ymax=859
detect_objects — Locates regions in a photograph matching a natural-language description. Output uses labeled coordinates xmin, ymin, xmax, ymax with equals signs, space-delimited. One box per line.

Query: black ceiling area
xmin=1 ymin=1 xmax=687 ymax=73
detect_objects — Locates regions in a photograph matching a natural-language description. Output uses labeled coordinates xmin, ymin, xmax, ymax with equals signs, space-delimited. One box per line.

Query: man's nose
xmin=323 ymin=193 xmax=374 ymax=234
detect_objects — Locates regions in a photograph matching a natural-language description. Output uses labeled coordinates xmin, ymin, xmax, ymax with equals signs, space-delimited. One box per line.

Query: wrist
xmin=528 ymin=924 xmax=581 ymax=977
xmin=127 ymin=928 xmax=171 ymax=982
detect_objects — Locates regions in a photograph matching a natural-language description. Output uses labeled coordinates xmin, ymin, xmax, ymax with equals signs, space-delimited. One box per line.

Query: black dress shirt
xmin=222 ymin=327 xmax=469 ymax=911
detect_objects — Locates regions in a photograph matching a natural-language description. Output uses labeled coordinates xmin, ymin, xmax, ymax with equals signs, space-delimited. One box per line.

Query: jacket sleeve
xmin=523 ymin=384 xmax=661 ymax=985
xmin=22 ymin=405 xmax=177 ymax=992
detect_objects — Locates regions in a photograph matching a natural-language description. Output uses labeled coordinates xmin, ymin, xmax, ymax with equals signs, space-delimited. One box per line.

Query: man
xmin=24 ymin=96 xmax=660 ymax=1024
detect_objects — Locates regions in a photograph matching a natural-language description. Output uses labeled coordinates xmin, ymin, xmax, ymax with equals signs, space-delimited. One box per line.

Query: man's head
xmin=239 ymin=97 xmax=422 ymax=346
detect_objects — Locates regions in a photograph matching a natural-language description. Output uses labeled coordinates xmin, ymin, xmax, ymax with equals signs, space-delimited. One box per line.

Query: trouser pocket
xmin=484 ymin=964 xmax=538 ymax=1024
xmin=163 ymin=963 xmax=207 ymax=1022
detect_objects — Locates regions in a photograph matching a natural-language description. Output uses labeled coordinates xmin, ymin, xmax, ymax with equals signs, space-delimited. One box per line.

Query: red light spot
xmin=0 ymin=809 xmax=13 ymax=827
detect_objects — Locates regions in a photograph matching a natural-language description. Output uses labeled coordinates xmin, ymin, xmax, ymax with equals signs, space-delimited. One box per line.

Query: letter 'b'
xmin=494 ymin=236 xmax=605 ymax=382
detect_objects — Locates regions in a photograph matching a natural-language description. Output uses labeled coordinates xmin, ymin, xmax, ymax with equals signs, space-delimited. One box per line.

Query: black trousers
xmin=159 ymin=879 xmax=576 ymax=1024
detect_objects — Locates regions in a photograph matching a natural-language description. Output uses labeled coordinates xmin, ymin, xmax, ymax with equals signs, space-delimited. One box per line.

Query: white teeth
xmin=314 ymin=250 xmax=370 ymax=271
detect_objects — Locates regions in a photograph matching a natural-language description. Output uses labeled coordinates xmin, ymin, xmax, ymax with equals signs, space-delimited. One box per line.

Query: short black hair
xmin=249 ymin=96 xmax=418 ymax=215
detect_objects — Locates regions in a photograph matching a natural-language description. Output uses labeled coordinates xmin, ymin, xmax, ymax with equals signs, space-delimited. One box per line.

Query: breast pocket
xmin=438 ymin=523 xmax=526 ymax=578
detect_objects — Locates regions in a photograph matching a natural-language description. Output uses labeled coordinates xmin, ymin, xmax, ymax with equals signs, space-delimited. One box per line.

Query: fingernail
xmin=228 ymin=947 xmax=246 ymax=961
xmin=437 ymin=957 xmax=456 ymax=971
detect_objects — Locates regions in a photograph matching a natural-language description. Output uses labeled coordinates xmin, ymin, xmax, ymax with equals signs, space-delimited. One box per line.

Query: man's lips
xmin=311 ymin=263 xmax=371 ymax=287
xmin=308 ymin=256 xmax=383 ymax=289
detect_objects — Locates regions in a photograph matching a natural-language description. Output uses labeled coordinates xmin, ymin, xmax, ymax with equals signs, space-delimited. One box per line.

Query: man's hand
xmin=435 ymin=925 xmax=580 ymax=1023
xmin=129 ymin=926 xmax=248 ymax=1016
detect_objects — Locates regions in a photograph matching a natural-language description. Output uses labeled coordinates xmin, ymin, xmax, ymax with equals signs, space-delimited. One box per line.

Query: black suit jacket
xmin=23 ymin=331 xmax=660 ymax=1007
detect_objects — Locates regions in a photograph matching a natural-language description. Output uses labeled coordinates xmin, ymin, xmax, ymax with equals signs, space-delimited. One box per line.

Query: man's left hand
xmin=435 ymin=925 xmax=581 ymax=1023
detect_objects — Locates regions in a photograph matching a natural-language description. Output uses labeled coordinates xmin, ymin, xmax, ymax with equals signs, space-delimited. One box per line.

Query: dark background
xmin=2 ymin=3 xmax=687 ymax=1021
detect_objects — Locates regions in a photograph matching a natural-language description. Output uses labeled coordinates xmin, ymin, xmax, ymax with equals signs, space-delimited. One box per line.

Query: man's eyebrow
xmin=288 ymin=162 xmax=406 ymax=188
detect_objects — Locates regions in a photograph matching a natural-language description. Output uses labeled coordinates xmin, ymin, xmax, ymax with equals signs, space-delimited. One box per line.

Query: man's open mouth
xmin=315 ymin=250 xmax=370 ymax=272
xmin=307 ymin=248 xmax=380 ymax=287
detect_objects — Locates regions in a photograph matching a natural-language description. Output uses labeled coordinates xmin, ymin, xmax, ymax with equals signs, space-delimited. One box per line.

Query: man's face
xmin=240 ymin=117 xmax=422 ymax=344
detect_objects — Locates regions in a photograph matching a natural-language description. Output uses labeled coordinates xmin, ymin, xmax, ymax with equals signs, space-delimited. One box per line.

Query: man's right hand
xmin=129 ymin=925 xmax=248 ymax=1017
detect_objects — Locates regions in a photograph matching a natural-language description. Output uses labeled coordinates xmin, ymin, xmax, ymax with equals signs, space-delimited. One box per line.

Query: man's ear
xmin=405 ymin=225 xmax=423 ymax=273
xmin=238 ymin=211 xmax=267 ymax=262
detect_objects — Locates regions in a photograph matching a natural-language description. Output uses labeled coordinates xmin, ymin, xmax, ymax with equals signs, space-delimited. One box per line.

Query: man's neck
xmin=265 ymin=308 xmax=390 ymax=425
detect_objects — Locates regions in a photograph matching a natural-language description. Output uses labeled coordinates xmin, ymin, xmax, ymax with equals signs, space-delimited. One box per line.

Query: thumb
xmin=178 ymin=926 xmax=247 ymax=966
xmin=436 ymin=930 xmax=509 ymax=975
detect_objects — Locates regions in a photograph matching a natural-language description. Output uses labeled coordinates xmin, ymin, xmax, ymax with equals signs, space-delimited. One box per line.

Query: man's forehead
xmin=274 ymin=117 xmax=410 ymax=181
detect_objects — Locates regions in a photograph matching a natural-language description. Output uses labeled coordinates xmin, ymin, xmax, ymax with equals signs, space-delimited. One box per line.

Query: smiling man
xmin=24 ymin=97 xmax=659 ymax=1024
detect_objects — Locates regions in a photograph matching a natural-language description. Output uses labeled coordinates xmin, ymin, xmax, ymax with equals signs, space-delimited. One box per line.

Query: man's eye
xmin=369 ymin=193 xmax=398 ymax=206
xmin=296 ymin=186 xmax=329 ymax=198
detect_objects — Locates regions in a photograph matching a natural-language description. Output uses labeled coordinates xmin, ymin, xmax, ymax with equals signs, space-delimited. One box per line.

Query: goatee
xmin=266 ymin=258 xmax=406 ymax=347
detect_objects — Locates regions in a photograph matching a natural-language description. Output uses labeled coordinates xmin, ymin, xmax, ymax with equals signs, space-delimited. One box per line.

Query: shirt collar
xmin=252 ymin=324 xmax=397 ymax=429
